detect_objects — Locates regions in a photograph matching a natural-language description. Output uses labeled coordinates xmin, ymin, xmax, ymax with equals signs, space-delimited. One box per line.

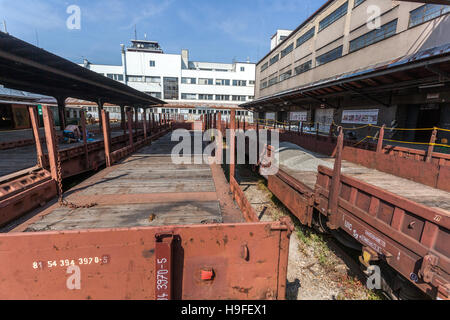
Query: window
xmin=279 ymin=70 xmax=292 ymax=82
xmin=232 ymin=95 xmax=247 ymax=101
xmin=215 ymin=95 xmax=230 ymax=101
xmin=181 ymin=93 xmax=197 ymax=100
xmin=319 ymin=1 xmax=348 ymax=31
xmin=409 ymin=4 xmax=450 ymax=28
xmin=107 ymin=74 xmax=124 ymax=81
xmin=240 ymin=67 xmax=245 ymax=72
xmin=149 ymin=60 xmax=156 ymax=67
xmin=233 ymin=80 xmax=247 ymax=87
xmin=248 ymin=96 xmax=254 ymax=100
xmin=145 ymin=76 xmax=161 ymax=84
xmin=146 ymin=92 xmax=162 ymax=99
xmin=181 ymin=77 xmax=196 ymax=84
xmin=261 ymin=80 xmax=268 ymax=89
xmin=316 ymin=46 xmax=343 ymax=66
xmin=296 ymin=27 xmax=315 ymax=48
xmin=163 ymin=77 xmax=179 ymax=100
xmin=199 ymin=94 xmax=214 ymax=100
xmin=281 ymin=43 xmax=294 ymax=58
xmin=280 ymin=35 xmax=288 ymax=42
xmin=349 ymin=19 xmax=397 ymax=52
xmin=268 ymin=75 xmax=278 ymax=86
xmin=216 ymin=79 xmax=230 ymax=86
xmin=354 ymin=0 xmax=365 ymax=8
xmin=198 ymin=78 xmax=213 ymax=85
xmin=270 ymin=54 xmax=279 ymax=65
xmin=249 ymin=80 xmax=255 ymax=86
xmin=295 ymin=60 xmax=312 ymax=75
xmin=261 ymin=62 xmax=269 ymax=72
xmin=127 ymin=75 xmax=143 ymax=82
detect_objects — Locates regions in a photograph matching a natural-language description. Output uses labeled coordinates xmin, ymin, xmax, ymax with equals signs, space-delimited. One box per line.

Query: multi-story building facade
xmin=82 ymin=40 xmax=256 ymax=121
xmin=243 ymin=0 xmax=450 ymax=145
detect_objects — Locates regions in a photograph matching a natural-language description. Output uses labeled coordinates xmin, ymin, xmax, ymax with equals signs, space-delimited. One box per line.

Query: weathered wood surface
xmin=24 ymin=133 xmax=242 ymax=232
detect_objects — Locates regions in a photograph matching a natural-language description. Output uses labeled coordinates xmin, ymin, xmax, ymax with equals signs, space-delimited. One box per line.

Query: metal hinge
xmin=419 ymin=254 xmax=439 ymax=284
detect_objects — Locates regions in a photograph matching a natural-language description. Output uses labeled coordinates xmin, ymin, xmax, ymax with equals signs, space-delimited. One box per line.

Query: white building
xmin=270 ymin=30 xmax=293 ymax=50
xmin=81 ymin=40 xmax=256 ymax=121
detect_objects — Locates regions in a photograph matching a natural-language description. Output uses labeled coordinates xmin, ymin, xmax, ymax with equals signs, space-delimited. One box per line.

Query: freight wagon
xmin=259 ymin=127 xmax=449 ymax=300
xmin=0 ymin=108 xmax=292 ymax=300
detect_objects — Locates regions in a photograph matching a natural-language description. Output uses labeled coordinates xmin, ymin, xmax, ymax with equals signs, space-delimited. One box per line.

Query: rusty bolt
xmin=408 ymin=221 xmax=416 ymax=230
xmin=148 ymin=214 xmax=156 ymax=222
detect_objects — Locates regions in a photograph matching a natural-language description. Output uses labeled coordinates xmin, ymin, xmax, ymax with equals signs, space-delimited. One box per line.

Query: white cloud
xmin=0 ymin=0 xmax=65 ymax=33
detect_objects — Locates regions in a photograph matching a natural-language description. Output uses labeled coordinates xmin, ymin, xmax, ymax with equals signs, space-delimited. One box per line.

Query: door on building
xmin=415 ymin=104 xmax=441 ymax=142
xmin=315 ymin=108 xmax=334 ymax=134
xmin=0 ymin=104 xmax=13 ymax=130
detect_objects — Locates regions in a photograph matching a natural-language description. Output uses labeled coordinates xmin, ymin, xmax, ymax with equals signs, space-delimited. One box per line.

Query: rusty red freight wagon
xmin=0 ymin=110 xmax=292 ymax=300
xmin=264 ymin=127 xmax=449 ymax=300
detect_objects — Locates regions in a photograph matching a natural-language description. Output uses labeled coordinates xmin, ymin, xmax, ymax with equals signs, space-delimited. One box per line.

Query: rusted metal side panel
xmin=0 ymin=178 xmax=57 ymax=227
xmin=230 ymin=176 xmax=259 ymax=223
xmin=315 ymin=165 xmax=450 ymax=299
xmin=437 ymin=166 xmax=450 ymax=192
xmin=268 ymin=172 xmax=314 ymax=227
xmin=280 ymin=132 xmax=336 ymax=156
xmin=342 ymin=146 xmax=449 ymax=192
xmin=0 ymin=222 xmax=291 ymax=300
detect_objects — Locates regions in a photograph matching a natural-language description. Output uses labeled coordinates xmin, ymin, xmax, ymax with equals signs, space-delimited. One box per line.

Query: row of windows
xmin=127 ymin=75 xmax=161 ymax=83
xmin=180 ymin=93 xmax=253 ymax=102
xmin=261 ymin=2 xmax=449 ymax=74
xmin=319 ymin=1 xmax=348 ymax=32
xmin=349 ymin=19 xmax=398 ymax=53
xmin=182 ymin=77 xmax=254 ymax=86
xmin=409 ymin=4 xmax=450 ymax=28
xmin=168 ymin=109 xmax=249 ymax=116
xmin=260 ymin=59 xmax=312 ymax=89
xmin=129 ymin=76 xmax=254 ymax=87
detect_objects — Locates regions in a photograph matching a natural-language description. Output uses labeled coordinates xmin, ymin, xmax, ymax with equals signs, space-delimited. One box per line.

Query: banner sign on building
xmin=266 ymin=112 xmax=276 ymax=120
xmin=342 ymin=109 xmax=379 ymax=125
xmin=290 ymin=111 xmax=308 ymax=122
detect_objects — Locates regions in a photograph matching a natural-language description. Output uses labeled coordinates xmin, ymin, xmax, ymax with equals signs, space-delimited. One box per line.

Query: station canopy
xmin=242 ymin=44 xmax=450 ymax=111
xmin=0 ymin=32 xmax=166 ymax=107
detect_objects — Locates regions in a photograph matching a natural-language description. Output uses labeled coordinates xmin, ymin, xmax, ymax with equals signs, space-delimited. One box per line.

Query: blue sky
xmin=0 ymin=0 xmax=323 ymax=65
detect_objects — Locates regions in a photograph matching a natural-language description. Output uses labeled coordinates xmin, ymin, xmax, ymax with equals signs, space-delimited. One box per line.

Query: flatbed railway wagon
xmin=263 ymin=128 xmax=449 ymax=300
xmin=0 ymin=110 xmax=293 ymax=300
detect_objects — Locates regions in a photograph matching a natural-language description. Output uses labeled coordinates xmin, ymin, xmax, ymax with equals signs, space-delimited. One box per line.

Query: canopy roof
xmin=0 ymin=32 xmax=166 ymax=107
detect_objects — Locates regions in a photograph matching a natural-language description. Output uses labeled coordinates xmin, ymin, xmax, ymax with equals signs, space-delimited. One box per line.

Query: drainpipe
xmin=121 ymin=44 xmax=128 ymax=85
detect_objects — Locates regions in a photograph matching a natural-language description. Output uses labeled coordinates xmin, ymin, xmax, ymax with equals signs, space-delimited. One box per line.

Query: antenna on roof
xmin=35 ymin=29 xmax=39 ymax=47
xmin=144 ymin=33 xmax=147 ymax=40
xmin=134 ymin=25 xmax=137 ymax=40
xmin=2 ymin=20 xmax=8 ymax=34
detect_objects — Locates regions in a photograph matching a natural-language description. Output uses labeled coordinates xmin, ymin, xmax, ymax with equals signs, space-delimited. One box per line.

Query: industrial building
xmin=242 ymin=0 xmax=450 ymax=146
xmin=82 ymin=39 xmax=256 ymax=121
